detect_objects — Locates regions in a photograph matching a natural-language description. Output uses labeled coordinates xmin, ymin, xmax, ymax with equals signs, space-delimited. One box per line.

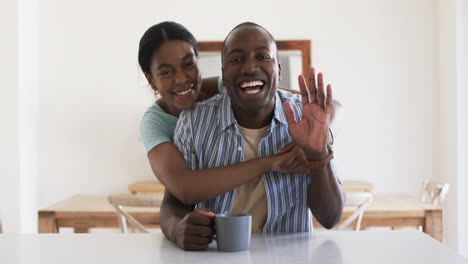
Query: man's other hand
xmin=174 ymin=208 xmax=215 ymax=251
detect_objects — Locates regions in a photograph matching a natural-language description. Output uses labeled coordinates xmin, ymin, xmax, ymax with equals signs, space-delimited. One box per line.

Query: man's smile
xmin=239 ymin=80 xmax=265 ymax=95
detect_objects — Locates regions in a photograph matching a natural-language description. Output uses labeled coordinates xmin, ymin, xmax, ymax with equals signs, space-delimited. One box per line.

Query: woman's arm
xmin=147 ymin=142 xmax=304 ymax=205
xmin=198 ymin=77 xmax=220 ymax=101
xmin=147 ymin=99 xmax=342 ymax=205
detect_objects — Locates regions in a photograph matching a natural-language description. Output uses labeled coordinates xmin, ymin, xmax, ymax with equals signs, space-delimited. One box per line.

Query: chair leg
xmin=355 ymin=212 xmax=364 ymax=231
xmin=113 ymin=205 xmax=128 ymax=233
xmin=114 ymin=205 xmax=148 ymax=233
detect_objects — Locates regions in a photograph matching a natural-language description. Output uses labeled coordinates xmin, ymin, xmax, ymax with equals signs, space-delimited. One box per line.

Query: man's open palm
xmin=284 ymin=68 xmax=332 ymax=158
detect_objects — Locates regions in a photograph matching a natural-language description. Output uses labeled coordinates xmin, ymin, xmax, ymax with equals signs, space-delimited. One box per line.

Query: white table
xmin=0 ymin=231 xmax=466 ymax=264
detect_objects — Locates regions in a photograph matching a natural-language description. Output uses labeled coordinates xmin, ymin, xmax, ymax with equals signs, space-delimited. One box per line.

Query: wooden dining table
xmin=37 ymin=193 xmax=443 ymax=242
xmin=128 ymin=180 xmax=374 ymax=195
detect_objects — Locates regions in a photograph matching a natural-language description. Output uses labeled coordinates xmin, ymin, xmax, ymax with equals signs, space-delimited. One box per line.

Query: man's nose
xmin=241 ymin=58 xmax=259 ymax=74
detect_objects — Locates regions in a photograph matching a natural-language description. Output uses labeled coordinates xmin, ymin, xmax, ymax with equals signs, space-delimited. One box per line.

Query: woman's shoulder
xmin=143 ymin=103 xmax=177 ymax=120
xmin=141 ymin=103 xmax=178 ymax=130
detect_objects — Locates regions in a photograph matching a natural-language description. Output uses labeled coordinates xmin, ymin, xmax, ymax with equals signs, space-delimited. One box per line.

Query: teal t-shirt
xmin=140 ymin=77 xmax=225 ymax=153
xmin=140 ymin=103 xmax=179 ymax=153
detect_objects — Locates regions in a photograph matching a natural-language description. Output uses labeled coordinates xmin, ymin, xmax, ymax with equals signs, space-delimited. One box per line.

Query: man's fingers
xmin=308 ymin=68 xmax=317 ymax=104
xmin=185 ymin=224 xmax=214 ymax=237
xmin=283 ymin=102 xmax=297 ymax=127
xmin=188 ymin=235 xmax=212 ymax=246
xmin=277 ymin=142 xmax=295 ymax=154
xmin=194 ymin=208 xmax=215 ymax=218
xmin=298 ymin=75 xmax=310 ymax=104
xmin=196 ymin=211 xmax=215 ymax=218
xmin=317 ymin=72 xmax=325 ymax=108
xmin=183 ymin=243 xmax=210 ymax=251
xmin=325 ymin=84 xmax=333 ymax=113
xmin=187 ymin=212 xmax=213 ymax=226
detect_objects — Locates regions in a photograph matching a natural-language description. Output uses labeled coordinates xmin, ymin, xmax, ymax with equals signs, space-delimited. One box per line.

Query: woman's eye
xmin=159 ymin=70 xmax=172 ymax=76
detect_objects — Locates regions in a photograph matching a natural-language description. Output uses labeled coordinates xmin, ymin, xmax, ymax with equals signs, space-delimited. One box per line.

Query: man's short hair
xmin=221 ymin=22 xmax=277 ymax=64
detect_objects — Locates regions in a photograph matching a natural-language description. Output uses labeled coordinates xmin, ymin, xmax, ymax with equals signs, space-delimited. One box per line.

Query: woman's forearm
xmin=171 ymin=157 xmax=274 ymax=204
xmin=148 ymin=142 xmax=276 ymax=204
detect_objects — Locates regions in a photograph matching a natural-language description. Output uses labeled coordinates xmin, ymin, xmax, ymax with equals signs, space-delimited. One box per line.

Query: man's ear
xmin=221 ymin=67 xmax=225 ymax=87
xmin=278 ymin=62 xmax=282 ymax=81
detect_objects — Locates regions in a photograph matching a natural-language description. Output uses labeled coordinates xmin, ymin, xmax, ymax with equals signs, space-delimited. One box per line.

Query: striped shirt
xmin=174 ymin=89 xmax=324 ymax=232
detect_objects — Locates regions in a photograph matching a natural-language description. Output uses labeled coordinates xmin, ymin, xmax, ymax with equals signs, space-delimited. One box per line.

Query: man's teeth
xmin=240 ymin=80 xmax=264 ymax=88
xmin=244 ymin=88 xmax=261 ymax=94
xmin=176 ymin=88 xmax=192 ymax=95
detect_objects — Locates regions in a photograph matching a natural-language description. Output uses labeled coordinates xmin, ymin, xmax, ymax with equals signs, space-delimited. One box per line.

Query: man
xmin=160 ymin=22 xmax=345 ymax=251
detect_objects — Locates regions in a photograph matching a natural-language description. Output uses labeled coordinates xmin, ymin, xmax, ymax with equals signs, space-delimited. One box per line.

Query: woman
xmin=139 ymin=21 xmax=335 ymax=205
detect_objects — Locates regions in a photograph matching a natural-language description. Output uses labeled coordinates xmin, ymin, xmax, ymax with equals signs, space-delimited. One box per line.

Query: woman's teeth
xmin=176 ymin=88 xmax=192 ymax=95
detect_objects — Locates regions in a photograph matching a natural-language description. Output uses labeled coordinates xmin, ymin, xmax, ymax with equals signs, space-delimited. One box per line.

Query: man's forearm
xmin=307 ymin=161 xmax=345 ymax=229
xmin=160 ymin=190 xmax=194 ymax=241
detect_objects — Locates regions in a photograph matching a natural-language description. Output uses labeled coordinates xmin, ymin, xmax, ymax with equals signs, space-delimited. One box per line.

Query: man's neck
xmin=231 ymin=102 xmax=275 ymax=129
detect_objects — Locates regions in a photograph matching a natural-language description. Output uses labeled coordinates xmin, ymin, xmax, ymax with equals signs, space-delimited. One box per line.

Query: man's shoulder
xmin=277 ymin=89 xmax=302 ymax=107
xmin=179 ymin=93 xmax=224 ymax=121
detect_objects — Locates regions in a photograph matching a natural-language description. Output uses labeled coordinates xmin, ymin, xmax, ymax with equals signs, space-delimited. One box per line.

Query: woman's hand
xmin=270 ymin=142 xmax=309 ymax=175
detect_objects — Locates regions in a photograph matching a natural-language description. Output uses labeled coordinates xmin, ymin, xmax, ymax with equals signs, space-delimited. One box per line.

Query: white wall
xmin=437 ymin=0 xmax=459 ymax=251
xmin=35 ymin=0 xmax=436 ymax=201
xmin=37 ymin=0 xmax=435 ymax=222
xmin=2 ymin=0 xmax=462 ymax=252
xmin=0 ymin=0 xmax=20 ymax=233
xmin=456 ymin=0 xmax=468 ymax=258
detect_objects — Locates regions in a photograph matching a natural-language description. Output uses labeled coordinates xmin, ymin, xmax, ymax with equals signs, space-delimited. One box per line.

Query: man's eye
xmin=229 ymin=57 xmax=243 ymax=64
xmin=257 ymin=55 xmax=271 ymax=60
xmin=185 ymin=61 xmax=196 ymax=68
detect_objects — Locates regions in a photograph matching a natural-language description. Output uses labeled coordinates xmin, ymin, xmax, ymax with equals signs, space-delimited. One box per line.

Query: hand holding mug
xmin=174 ymin=208 xmax=215 ymax=251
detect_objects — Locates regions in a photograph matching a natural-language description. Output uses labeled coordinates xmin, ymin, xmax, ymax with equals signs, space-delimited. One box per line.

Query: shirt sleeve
xmin=140 ymin=112 xmax=173 ymax=154
xmin=174 ymin=111 xmax=199 ymax=170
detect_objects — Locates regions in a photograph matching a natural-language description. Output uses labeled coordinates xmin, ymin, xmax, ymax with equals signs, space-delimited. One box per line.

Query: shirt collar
xmin=219 ymin=90 xmax=237 ymax=131
xmin=273 ymin=91 xmax=289 ymax=126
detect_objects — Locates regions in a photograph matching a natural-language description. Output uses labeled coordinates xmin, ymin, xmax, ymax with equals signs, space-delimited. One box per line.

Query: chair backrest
xmin=420 ymin=179 xmax=450 ymax=206
xmin=336 ymin=192 xmax=373 ymax=231
xmin=107 ymin=193 xmax=163 ymax=233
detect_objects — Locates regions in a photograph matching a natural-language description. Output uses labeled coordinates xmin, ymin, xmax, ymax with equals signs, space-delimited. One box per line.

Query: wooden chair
xmin=336 ymin=192 xmax=373 ymax=231
xmin=420 ymin=179 xmax=450 ymax=206
xmin=107 ymin=193 xmax=163 ymax=233
xmin=393 ymin=179 xmax=449 ymax=232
